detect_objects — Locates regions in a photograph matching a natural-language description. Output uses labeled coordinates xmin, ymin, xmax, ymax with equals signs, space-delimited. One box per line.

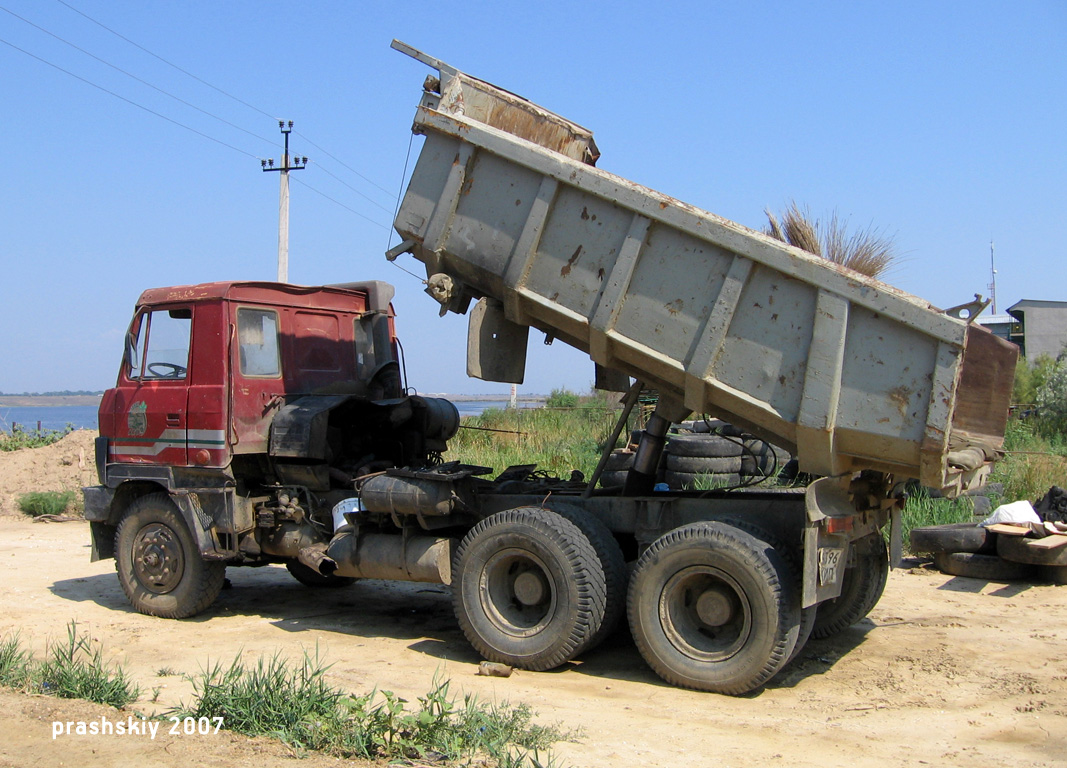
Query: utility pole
xmin=261 ymin=121 xmax=307 ymax=282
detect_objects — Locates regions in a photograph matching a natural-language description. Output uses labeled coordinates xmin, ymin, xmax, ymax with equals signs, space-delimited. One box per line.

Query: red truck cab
xmin=85 ymin=280 xmax=458 ymax=576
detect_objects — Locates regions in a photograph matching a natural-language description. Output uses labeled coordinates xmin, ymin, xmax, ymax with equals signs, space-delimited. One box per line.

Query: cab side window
xmin=237 ymin=308 xmax=281 ymax=377
xmin=128 ymin=309 xmax=192 ymax=380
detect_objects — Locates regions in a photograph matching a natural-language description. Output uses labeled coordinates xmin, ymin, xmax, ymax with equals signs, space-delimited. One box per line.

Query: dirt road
xmin=0 ymin=513 xmax=1065 ymax=768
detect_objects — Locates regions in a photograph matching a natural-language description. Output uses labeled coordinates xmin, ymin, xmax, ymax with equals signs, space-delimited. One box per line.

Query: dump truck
xmin=82 ymin=42 xmax=1018 ymax=696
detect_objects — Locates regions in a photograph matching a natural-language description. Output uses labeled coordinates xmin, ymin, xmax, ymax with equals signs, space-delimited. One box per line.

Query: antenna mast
xmin=988 ymin=240 xmax=998 ymax=315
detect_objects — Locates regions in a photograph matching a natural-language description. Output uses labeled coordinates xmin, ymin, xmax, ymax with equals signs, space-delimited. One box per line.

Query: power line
xmin=1 ymin=4 xmax=277 ymax=147
xmin=292 ymin=177 xmax=390 ymax=229
xmin=55 ymin=0 xmax=279 ymax=122
xmin=311 ymin=161 xmax=393 ymax=214
xmin=57 ymin=0 xmax=395 ymax=202
xmin=0 ymin=34 xmax=260 ymax=159
xmin=294 ymin=132 xmax=394 ymax=198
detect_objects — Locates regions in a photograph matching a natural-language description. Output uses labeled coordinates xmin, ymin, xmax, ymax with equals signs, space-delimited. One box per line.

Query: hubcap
xmin=660 ymin=565 xmax=751 ymax=662
xmin=132 ymin=523 xmax=184 ymax=594
xmin=480 ymin=548 xmax=556 ymax=636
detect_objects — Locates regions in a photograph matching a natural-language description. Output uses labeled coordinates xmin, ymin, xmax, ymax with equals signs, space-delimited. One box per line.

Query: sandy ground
xmin=1 ymin=434 xmax=1066 ymax=767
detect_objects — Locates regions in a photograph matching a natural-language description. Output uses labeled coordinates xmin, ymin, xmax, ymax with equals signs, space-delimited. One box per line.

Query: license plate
xmin=818 ymin=546 xmax=846 ymax=586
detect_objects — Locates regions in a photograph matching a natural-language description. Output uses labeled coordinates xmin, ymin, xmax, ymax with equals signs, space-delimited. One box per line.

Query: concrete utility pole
xmin=261 ymin=121 xmax=307 ymax=282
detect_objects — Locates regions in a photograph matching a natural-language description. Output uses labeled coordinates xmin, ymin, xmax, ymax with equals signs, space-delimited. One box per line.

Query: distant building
xmin=976 ymin=300 xmax=1067 ymax=361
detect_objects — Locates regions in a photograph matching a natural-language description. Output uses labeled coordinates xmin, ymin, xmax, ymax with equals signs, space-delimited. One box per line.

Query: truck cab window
xmin=238 ymin=308 xmax=281 ymax=377
xmin=129 ymin=308 xmax=191 ymax=379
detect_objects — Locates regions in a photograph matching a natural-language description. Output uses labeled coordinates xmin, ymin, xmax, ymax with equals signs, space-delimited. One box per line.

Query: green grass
xmin=173 ymin=651 xmax=572 ymax=765
xmin=17 ymin=490 xmax=76 ymax=517
xmin=0 ymin=623 xmax=140 ymax=708
xmin=992 ymin=419 xmax=1067 ymax=503
xmin=447 ymin=398 xmax=628 ymax=480
xmin=0 ymin=423 xmax=74 ymax=451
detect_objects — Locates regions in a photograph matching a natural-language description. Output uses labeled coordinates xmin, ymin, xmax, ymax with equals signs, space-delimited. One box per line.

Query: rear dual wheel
xmin=627 ymin=522 xmax=800 ymax=694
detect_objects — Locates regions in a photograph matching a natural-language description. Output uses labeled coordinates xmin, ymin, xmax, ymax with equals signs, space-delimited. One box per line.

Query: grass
xmin=17 ymin=490 xmax=76 ymax=517
xmin=173 ymin=650 xmax=572 ymax=765
xmin=0 ymin=623 xmax=140 ymax=708
xmin=447 ymin=396 xmax=628 ymax=480
xmin=0 ymin=423 xmax=74 ymax=451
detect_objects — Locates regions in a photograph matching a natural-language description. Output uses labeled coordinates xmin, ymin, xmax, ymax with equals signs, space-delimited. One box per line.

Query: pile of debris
xmin=910 ymin=486 xmax=1067 ymax=584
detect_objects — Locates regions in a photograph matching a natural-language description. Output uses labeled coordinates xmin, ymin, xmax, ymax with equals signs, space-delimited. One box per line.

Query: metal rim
xmin=131 ymin=522 xmax=185 ymax=594
xmin=478 ymin=547 xmax=557 ymax=638
xmin=658 ymin=565 xmax=751 ymax=662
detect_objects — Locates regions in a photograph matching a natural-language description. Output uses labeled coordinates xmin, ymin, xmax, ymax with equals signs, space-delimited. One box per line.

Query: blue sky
xmin=2 ymin=1 xmax=1063 ymax=395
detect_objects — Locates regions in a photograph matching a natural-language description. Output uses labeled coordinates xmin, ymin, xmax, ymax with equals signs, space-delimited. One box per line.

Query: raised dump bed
xmin=389 ymin=42 xmax=1017 ymax=495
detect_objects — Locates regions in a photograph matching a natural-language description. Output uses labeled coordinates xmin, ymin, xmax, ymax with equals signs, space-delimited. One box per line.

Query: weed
xmin=0 ymin=633 xmax=32 ymax=689
xmin=156 ymin=666 xmax=180 ymax=677
xmin=173 ymin=651 xmax=570 ymax=766
xmin=17 ymin=490 xmax=76 ymax=517
xmin=35 ymin=622 xmax=140 ymax=708
xmin=0 ymin=423 xmax=74 ymax=451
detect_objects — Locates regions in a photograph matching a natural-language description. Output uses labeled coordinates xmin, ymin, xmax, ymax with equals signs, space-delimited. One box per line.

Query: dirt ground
xmin=1 ymin=433 xmax=1066 ymax=768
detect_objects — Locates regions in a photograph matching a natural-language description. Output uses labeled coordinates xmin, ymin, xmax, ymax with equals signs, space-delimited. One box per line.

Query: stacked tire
xmin=909 ymin=522 xmax=1035 ymax=581
xmin=663 ymin=433 xmax=743 ymax=489
xmin=599 ymin=449 xmax=636 ymax=488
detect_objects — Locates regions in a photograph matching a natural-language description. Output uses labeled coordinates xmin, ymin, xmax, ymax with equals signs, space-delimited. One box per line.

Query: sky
xmin=2 ymin=1 xmax=1064 ymax=396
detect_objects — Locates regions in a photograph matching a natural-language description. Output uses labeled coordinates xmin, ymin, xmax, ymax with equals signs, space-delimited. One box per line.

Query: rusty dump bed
xmin=389 ymin=42 xmax=1018 ymax=495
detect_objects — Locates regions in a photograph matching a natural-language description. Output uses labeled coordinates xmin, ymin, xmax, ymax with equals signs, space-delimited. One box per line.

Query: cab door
xmin=108 ymin=307 xmax=192 ymax=466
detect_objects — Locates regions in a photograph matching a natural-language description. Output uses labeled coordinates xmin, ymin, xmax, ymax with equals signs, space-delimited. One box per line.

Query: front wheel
xmin=114 ymin=493 xmax=225 ymax=618
xmin=627 ymin=522 xmax=800 ymax=695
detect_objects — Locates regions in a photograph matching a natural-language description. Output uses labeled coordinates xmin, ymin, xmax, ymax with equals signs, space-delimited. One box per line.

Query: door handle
xmin=166 ymin=414 xmax=182 ymax=427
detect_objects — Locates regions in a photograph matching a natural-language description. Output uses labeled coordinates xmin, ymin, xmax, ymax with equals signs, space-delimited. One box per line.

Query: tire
xmin=909 ymin=522 xmax=997 ymax=555
xmin=665 ymin=454 xmax=743 ymax=474
xmin=666 ymin=433 xmax=744 ymax=459
xmin=627 ymin=522 xmax=800 ymax=695
xmin=997 ymin=534 xmax=1067 ymax=567
xmin=604 ymin=450 xmax=636 ymax=471
xmin=549 ymin=504 xmax=629 ymax=650
xmin=933 ymin=551 xmax=1035 ymax=581
xmin=452 ymin=507 xmax=606 ymax=671
xmin=740 ymin=440 xmax=790 ymax=477
xmin=114 ymin=493 xmax=226 ymax=619
xmin=811 ymin=532 xmax=889 ymax=640
xmin=285 ymin=561 xmax=358 ymax=588
xmin=715 ymin=517 xmax=809 ymax=666
xmin=664 ymin=471 xmax=741 ymax=490
xmin=600 ymin=470 xmax=629 ymax=488
xmin=1037 ymin=565 xmax=1067 ymax=585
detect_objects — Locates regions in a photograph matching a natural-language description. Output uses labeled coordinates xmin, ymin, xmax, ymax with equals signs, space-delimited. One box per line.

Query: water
xmin=0 ymin=405 xmax=100 ymax=432
xmin=0 ymin=400 xmax=540 ymax=433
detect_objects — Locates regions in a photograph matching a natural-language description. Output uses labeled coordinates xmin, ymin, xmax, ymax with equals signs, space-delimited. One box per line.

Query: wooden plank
xmin=984 ymin=523 xmax=1031 ymax=536
xmin=1026 ymin=535 xmax=1067 ymax=550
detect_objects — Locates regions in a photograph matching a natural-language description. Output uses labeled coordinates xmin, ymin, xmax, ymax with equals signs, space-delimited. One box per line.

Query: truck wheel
xmin=548 ymin=504 xmax=629 ymax=650
xmin=452 ymin=507 xmax=606 ymax=671
xmin=285 ymin=561 xmax=358 ymax=588
xmin=114 ymin=493 xmax=225 ymax=619
xmin=627 ymin=522 xmax=800 ymax=695
xmin=810 ymin=532 xmax=888 ymax=639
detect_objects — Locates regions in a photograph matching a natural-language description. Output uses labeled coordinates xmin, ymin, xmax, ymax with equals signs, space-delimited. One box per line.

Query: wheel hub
xmin=132 ymin=523 xmax=184 ymax=594
xmin=480 ymin=548 xmax=556 ymax=636
xmin=660 ymin=565 xmax=750 ymax=662
xmin=694 ymin=586 xmax=734 ymax=626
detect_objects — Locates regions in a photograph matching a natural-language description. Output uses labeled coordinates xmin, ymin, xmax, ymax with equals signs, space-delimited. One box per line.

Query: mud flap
xmin=467 ymin=298 xmax=528 ymax=384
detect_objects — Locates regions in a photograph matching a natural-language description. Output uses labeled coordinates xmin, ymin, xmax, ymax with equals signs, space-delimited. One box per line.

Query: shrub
xmin=17 ymin=491 xmax=75 ymax=517
xmin=0 ymin=424 xmax=74 ymax=451
xmin=545 ymin=388 xmax=579 ymax=409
